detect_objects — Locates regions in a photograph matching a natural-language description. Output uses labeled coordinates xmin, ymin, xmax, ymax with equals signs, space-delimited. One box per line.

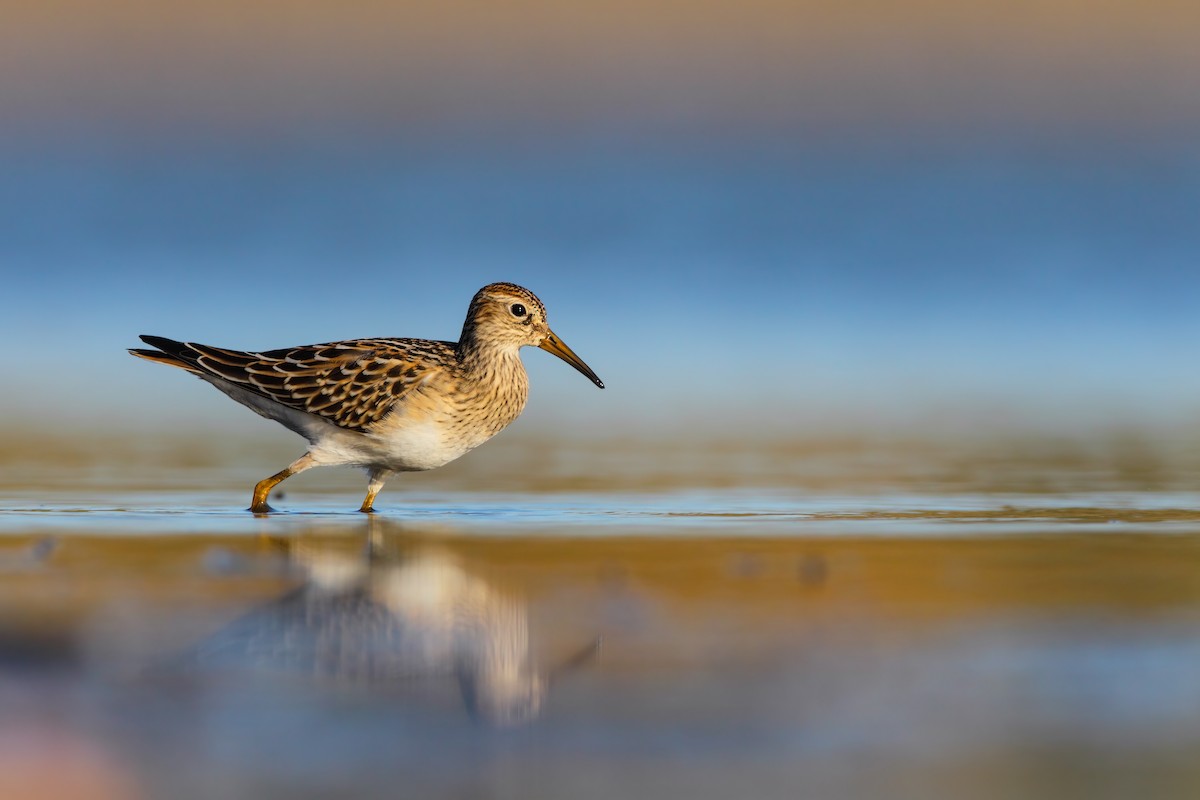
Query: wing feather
xmin=145 ymin=337 xmax=455 ymax=432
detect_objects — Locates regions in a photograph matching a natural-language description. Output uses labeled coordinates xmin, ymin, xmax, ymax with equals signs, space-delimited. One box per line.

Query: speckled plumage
xmin=130 ymin=282 xmax=604 ymax=513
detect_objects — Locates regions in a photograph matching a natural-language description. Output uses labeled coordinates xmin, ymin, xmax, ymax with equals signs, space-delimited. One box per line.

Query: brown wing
xmin=137 ymin=336 xmax=454 ymax=432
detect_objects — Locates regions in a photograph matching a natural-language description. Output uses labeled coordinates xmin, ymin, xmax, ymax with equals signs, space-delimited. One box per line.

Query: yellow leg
xmin=249 ymin=454 xmax=315 ymax=513
xmin=358 ymin=469 xmax=392 ymax=513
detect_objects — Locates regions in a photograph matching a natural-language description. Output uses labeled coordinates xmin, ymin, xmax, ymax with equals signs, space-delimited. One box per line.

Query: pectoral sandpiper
xmin=129 ymin=282 xmax=604 ymax=513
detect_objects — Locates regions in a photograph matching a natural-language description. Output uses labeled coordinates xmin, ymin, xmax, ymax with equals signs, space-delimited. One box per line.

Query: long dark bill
xmin=538 ymin=331 xmax=605 ymax=389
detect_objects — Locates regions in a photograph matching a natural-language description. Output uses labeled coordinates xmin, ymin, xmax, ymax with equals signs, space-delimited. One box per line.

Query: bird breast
xmin=367 ymin=363 xmax=529 ymax=472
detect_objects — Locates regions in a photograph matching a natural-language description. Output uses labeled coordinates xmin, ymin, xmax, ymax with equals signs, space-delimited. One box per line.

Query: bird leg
xmin=250 ymin=453 xmax=316 ymax=513
xmin=359 ymin=468 xmax=393 ymax=513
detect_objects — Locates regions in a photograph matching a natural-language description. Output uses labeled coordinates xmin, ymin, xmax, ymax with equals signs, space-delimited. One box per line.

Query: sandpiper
xmin=129 ymin=282 xmax=604 ymax=513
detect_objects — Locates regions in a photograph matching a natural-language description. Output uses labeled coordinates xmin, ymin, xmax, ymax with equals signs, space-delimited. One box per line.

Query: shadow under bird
xmin=129 ymin=282 xmax=604 ymax=513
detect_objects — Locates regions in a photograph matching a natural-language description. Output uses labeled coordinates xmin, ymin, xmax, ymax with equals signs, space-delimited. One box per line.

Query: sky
xmin=4 ymin=0 xmax=1200 ymax=439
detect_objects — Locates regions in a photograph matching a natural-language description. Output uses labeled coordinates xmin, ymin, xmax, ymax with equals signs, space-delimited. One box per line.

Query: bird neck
xmin=454 ymin=333 xmax=530 ymax=436
xmin=457 ymin=331 xmax=527 ymax=387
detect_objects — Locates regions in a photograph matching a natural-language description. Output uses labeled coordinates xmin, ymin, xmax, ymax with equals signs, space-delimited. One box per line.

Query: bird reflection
xmin=178 ymin=519 xmax=596 ymax=726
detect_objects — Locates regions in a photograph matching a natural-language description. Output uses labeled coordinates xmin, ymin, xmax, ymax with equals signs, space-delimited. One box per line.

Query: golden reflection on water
xmin=1 ymin=518 xmax=1198 ymax=648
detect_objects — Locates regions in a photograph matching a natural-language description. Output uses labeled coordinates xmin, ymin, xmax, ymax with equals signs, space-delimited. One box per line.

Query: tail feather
xmin=138 ymin=334 xmax=188 ymax=355
xmin=129 ymin=335 xmax=201 ymax=372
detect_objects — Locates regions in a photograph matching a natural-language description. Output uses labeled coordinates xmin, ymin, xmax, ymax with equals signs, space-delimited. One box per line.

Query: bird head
xmin=463 ymin=282 xmax=605 ymax=388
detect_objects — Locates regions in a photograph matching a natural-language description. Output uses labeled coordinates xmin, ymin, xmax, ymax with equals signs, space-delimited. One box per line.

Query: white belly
xmin=304 ymin=417 xmax=471 ymax=472
xmin=376 ymin=418 xmax=471 ymax=471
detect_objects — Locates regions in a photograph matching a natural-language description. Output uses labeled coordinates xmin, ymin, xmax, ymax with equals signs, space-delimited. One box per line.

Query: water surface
xmin=1 ymin=439 xmax=1199 ymax=799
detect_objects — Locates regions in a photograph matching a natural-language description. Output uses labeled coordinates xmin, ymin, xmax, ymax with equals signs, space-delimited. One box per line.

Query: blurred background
xmin=3 ymin=0 xmax=1200 ymax=467
xmin=6 ymin=6 xmax=1200 ymax=798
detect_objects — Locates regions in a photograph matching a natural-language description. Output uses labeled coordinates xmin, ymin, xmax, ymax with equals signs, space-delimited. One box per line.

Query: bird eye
xmin=510 ymin=303 xmax=527 ymax=317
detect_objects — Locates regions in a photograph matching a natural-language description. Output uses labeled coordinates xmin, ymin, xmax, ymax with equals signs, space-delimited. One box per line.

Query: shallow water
xmin=1 ymin=440 xmax=1199 ymax=799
